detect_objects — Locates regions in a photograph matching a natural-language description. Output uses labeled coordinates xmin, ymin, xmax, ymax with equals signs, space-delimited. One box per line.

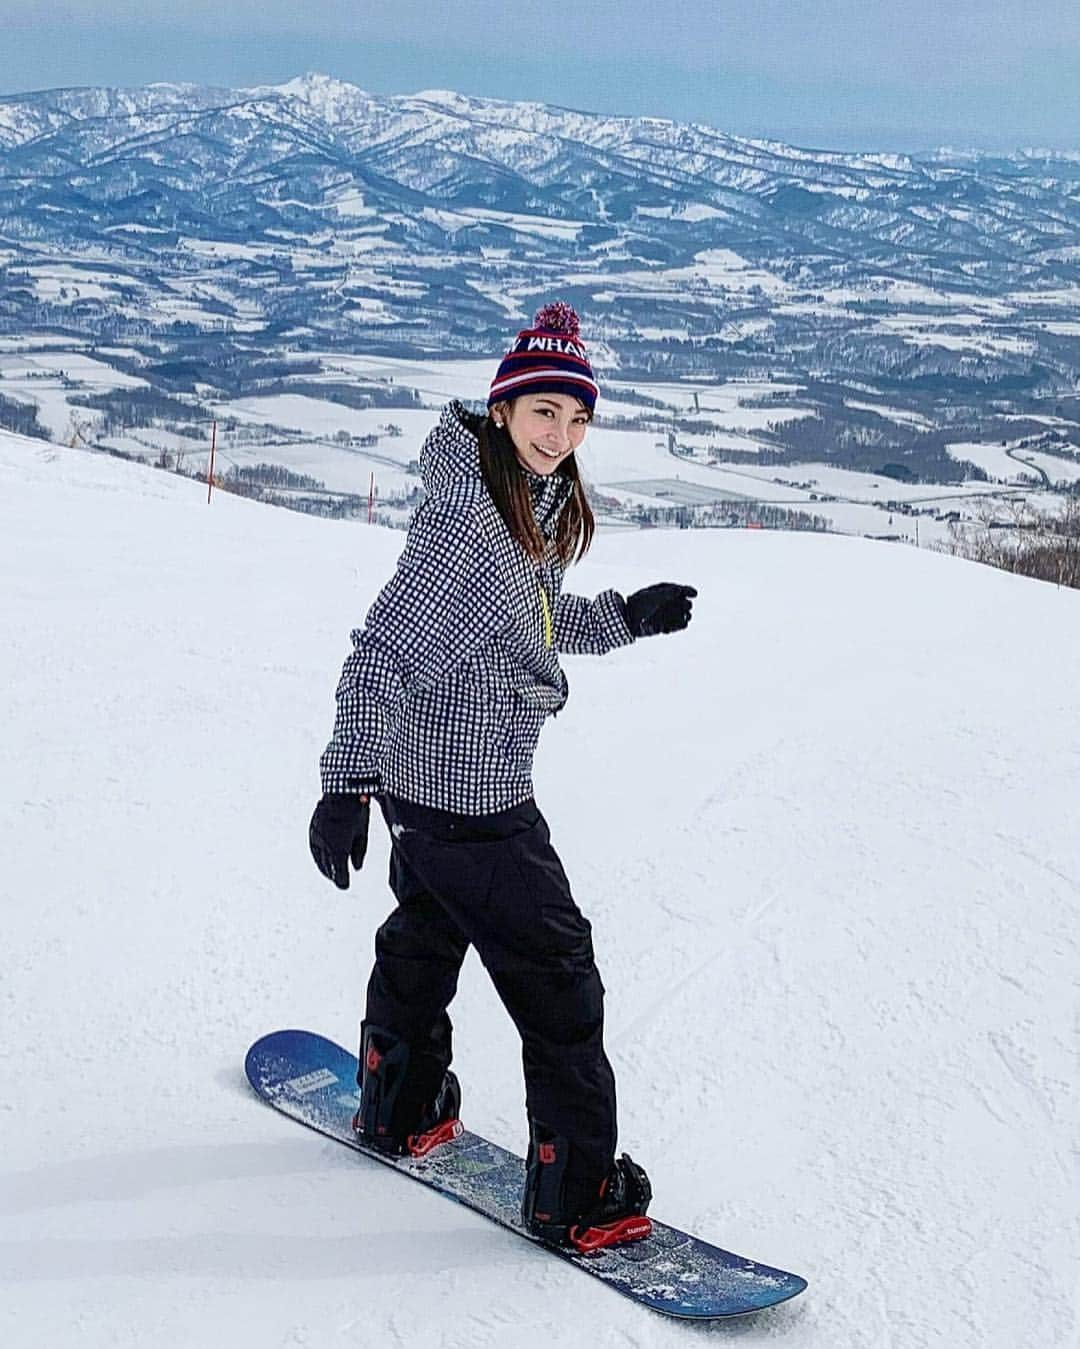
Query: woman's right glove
xmin=309 ymin=793 xmax=370 ymax=890
xmin=623 ymin=583 xmax=697 ymax=637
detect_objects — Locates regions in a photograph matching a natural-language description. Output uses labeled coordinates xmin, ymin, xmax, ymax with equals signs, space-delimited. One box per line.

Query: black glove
xmin=309 ymin=793 xmax=370 ymax=890
xmin=622 ymin=583 xmax=697 ymax=637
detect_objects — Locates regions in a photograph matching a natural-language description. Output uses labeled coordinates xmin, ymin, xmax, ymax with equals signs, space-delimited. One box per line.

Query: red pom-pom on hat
xmin=533 ymin=300 xmax=580 ymax=339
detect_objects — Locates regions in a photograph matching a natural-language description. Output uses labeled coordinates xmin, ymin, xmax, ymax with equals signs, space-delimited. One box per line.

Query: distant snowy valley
xmin=4 ymin=75 xmax=1080 ymax=556
xmin=3 ymin=334 xmax=1073 ymax=553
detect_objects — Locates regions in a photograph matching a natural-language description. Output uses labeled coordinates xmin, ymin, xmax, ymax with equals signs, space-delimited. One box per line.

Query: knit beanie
xmin=487 ymin=301 xmax=598 ymax=413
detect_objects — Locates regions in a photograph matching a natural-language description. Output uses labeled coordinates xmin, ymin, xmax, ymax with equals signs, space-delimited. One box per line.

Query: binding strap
xmin=568 ymin=1215 xmax=653 ymax=1254
xmin=407 ymin=1118 xmax=464 ymax=1158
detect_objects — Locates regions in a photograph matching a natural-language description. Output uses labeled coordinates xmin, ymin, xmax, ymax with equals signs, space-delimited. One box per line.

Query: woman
xmin=310 ymin=302 xmax=696 ymax=1252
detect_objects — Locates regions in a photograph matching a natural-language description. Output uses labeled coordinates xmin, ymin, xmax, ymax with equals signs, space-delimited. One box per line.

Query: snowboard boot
xmin=520 ymin=1120 xmax=653 ymax=1254
xmin=352 ymin=1024 xmax=463 ymax=1158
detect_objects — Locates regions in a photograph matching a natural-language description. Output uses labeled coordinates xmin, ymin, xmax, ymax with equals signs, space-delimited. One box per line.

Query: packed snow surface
xmin=1 ymin=428 xmax=1078 ymax=1347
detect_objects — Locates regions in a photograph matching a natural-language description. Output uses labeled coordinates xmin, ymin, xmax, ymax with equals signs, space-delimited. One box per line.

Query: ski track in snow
xmin=1 ymin=430 xmax=1079 ymax=1347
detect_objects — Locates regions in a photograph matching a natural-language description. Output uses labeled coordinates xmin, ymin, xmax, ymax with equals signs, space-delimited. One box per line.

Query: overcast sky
xmin=4 ymin=0 xmax=1079 ymax=152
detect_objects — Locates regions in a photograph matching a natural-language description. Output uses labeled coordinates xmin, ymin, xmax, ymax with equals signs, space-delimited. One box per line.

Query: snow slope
xmin=1 ymin=428 xmax=1078 ymax=1348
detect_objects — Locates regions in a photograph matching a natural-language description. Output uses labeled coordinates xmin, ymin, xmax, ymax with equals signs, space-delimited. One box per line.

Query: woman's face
xmin=498 ymin=393 xmax=591 ymax=476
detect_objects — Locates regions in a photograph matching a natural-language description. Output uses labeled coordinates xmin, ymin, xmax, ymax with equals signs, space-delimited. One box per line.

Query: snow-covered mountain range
xmin=4 ymin=73 xmax=1079 ymax=268
xmin=2 ymin=73 xmax=1080 ymax=391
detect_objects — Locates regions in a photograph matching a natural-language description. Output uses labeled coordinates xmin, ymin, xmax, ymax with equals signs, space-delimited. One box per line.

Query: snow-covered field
xmin=580 ymin=434 xmax=953 ymax=541
xmin=1018 ymin=450 xmax=1080 ymax=486
xmin=216 ymin=396 xmax=434 ymax=453
xmin=2 ymin=428 xmax=1078 ymax=1347
xmin=0 ymin=350 xmax=146 ymax=440
xmin=605 ymin=377 xmax=813 ymax=428
xmin=843 ymin=399 xmax=934 ymax=429
xmin=948 ymin=439 xmax=1080 ymax=486
xmin=870 ymin=316 xmax=1038 ymax=357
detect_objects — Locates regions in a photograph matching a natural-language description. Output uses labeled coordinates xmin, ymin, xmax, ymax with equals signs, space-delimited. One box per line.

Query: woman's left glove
xmin=622 ymin=583 xmax=697 ymax=637
xmin=309 ymin=793 xmax=370 ymax=890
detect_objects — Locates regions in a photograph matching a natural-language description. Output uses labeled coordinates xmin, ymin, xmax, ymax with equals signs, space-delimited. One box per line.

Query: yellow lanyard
xmin=538 ymin=583 xmax=553 ymax=648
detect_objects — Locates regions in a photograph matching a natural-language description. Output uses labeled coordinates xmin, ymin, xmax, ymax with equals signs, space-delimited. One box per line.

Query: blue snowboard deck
xmin=245 ymin=1029 xmax=807 ymax=1321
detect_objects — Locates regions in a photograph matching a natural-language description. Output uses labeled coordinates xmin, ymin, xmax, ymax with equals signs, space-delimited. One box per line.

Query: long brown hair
xmin=466 ymin=403 xmax=596 ymax=565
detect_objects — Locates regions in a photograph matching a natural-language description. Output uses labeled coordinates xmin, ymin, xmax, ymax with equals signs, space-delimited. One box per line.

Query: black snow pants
xmin=363 ymin=792 xmax=618 ymax=1178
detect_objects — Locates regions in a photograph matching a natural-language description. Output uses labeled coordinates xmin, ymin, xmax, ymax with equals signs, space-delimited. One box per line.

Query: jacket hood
xmin=419 ymin=400 xmax=484 ymax=498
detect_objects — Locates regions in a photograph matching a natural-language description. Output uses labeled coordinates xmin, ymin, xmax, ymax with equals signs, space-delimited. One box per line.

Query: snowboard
xmin=244 ymin=1029 xmax=807 ymax=1322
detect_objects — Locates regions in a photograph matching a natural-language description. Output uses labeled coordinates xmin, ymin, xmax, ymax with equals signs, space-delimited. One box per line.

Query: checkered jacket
xmin=320 ymin=400 xmax=635 ymax=813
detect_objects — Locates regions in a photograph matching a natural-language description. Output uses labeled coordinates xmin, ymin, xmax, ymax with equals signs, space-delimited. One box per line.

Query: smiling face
xmin=496 ymin=393 xmax=591 ymax=476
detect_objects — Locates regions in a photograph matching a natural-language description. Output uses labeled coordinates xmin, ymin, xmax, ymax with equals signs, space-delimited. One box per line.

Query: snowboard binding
xmin=352 ymin=1024 xmax=463 ymax=1159
xmin=521 ymin=1121 xmax=653 ymax=1254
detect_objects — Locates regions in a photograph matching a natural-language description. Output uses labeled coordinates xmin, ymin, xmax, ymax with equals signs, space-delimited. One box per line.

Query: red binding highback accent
xmin=407 ymin=1118 xmax=463 ymax=1158
xmin=569 ymin=1215 xmax=653 ymax=1255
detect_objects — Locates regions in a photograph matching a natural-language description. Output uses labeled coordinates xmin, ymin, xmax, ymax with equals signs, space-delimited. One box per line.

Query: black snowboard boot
xmin=352 ymin=1024 xmax=462 ymax=1158
xmin=521 ymin=1120 xmax=652 ymax=1253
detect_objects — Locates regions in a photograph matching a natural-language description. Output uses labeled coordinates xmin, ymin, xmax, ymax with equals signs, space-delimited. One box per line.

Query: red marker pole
xmin=207 ymin=420 xmax=217 ymax=504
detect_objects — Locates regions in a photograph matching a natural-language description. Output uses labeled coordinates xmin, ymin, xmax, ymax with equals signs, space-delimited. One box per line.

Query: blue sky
xmin=4 ymin=0 xmax=1079 ymax=152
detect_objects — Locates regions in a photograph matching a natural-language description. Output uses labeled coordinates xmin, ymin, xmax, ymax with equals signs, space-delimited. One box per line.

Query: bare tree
xmin=945 ymin=499 xmax=1080 ymax=589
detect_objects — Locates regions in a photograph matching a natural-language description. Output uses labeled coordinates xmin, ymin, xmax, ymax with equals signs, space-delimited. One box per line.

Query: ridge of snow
xmin=2 ymin=431 xmax=1078 ymax=1348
